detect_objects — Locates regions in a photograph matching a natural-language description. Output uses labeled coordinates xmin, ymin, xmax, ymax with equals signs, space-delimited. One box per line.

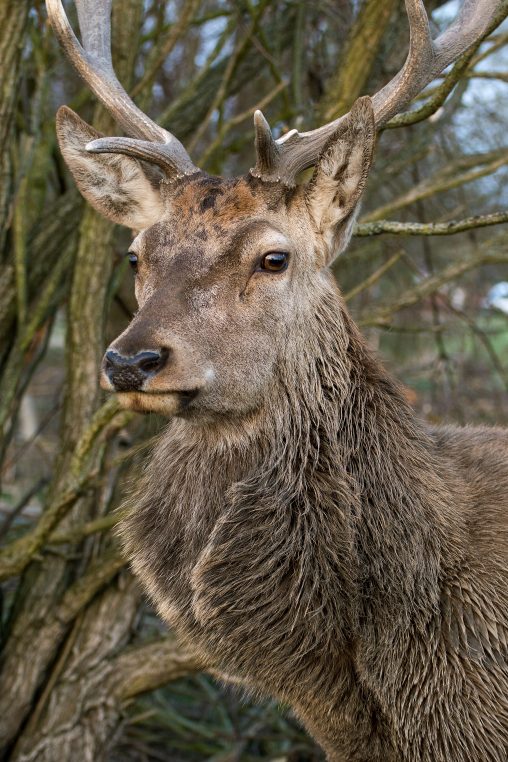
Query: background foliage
xmin=1 ymin=1 xmax=508 ymax=760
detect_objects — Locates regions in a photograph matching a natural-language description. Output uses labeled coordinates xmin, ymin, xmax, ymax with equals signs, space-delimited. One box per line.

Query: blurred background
xmin=1 ymin=1 xmax=508 ymax=760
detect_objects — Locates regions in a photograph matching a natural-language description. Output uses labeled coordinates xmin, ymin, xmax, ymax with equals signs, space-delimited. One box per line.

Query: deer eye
xmin=127 ymin=252 xmax=138 ymax=273
xmin=258 ymin=252 xmax=289 ymax=273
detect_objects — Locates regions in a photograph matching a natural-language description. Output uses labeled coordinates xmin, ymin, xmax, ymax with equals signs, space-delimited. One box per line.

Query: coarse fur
xmin=120 ymin=286 xmax=508 ymax=762
xmin=56 ymin=95 xmax=508 ymax=761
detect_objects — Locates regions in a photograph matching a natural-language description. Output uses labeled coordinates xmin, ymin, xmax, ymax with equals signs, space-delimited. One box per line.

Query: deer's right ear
xmin=56 ymin=106 xmax=164 ymax=230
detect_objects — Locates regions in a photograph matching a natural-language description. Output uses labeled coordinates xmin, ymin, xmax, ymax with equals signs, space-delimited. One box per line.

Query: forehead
xmin=131 ymin=174 xmax=320 ymax=293
xmin=141 ymin=174 xmax=297 ymax=247
xmin=132 ymin=176 xmax=308 ymax=288
xmin=172 ymin=174 xmax=261 ymax=224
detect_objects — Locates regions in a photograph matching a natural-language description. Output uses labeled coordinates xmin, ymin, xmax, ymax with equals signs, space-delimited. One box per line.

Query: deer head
xmin=47 ymin=0 xmax=499 ymax=419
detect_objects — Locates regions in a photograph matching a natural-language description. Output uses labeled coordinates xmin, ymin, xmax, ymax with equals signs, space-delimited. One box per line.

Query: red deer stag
xmin=46 ymin=1 xmax=507 ymax=759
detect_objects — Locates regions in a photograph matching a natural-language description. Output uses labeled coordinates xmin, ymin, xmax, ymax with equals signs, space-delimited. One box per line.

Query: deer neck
xmin=268 ymin=280 xmax=454 ymax=635
xmin=122 ymin=275 xmax=456 ymax=644
xmin=118 ymin=273 xmax=465 ymax=756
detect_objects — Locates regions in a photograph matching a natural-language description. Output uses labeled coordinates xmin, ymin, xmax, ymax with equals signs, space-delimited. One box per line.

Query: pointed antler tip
xmin=85 ymin=138 xmax=116 ymax=154
xmin=253 ymin=109 xmax=270 ymax=130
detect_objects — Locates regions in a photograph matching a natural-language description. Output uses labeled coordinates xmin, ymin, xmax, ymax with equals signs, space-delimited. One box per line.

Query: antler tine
xmin=251 ymin=0 xmax=503 ymax=186
xmin=251 ymin=110 xmax=280 ymax=178
xmin=371 ymin=0 xmax=500 ymax=126
xmin=370 ymin=0 xmax=434 ymax=126
xmin=85 ymin=137 xmax=193 ymax=178
xmin=46 ymin=0 xmax=197 ymax=177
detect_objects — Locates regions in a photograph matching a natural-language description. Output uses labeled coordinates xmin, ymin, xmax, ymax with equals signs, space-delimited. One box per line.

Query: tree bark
xmin=10 ymin=579 xmax=200 ymax=762
xmin=0 ymin=0 xmax=30 ymax=253
xmin=0 ymin=2 xmax=153 ymax=757
xmin=319 ymin=0 xmax=398 ymax=121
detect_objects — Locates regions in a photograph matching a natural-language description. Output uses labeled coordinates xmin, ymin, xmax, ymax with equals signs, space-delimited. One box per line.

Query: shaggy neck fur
xmin=121 ymin=274 xmax=494 ymax=761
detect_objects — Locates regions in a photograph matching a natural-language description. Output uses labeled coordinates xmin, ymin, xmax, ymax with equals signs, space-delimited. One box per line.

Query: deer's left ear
xmin=305 ymin=97 xmax=375 ymax=266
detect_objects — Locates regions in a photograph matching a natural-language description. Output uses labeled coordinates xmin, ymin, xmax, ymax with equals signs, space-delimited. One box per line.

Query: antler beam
xmin=47 ymin=0 xmax=504 ymax=186
xmin=251 ymin=0 xmax=504 ymax=185
xmin=46 ymin=0 xmax=197 ymax=179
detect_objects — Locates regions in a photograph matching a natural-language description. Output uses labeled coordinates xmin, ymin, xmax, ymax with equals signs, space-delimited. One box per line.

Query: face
xmin=101 ymin=176 xmax=318 ymax=419
xmin=56 ymin=100 xmax=375 ymax=420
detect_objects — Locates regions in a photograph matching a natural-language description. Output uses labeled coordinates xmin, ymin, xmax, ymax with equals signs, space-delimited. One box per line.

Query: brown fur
xmin=120 ymin=288 xmax=508 ymax=761
xmin=56 ymin=102 xmax=508 ymax=761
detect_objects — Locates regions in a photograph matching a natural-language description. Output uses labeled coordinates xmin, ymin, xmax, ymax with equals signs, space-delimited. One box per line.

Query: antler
xmin=46 ymin=0 xmax=197 ymax=179
xmin=251 ymin=0 xmax=503 ymax=185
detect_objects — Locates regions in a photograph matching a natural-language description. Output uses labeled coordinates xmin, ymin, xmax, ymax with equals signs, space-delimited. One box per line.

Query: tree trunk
xmin=0 ymin=0 xmax=29 ymax=253
xmin=10 ymin=574 xmax=202 ymax=762
xmin=0 ymin=2 xmax=155 ymax=757
xmin=319 ymin=0 xmax=398 ymax=121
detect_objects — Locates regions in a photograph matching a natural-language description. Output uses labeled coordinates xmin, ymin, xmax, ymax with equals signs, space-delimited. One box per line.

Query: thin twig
xmin=360 ymin=249 xmax=508 ymax=328
xmin=343 ymin=251 xmax=402 ymax=302
xmin=131 ymin=0 xmax=201 ymax=98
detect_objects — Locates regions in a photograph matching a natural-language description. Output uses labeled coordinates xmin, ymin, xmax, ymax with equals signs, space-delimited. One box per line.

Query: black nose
xmin=104 ymin=349 xmax=169 ymax=392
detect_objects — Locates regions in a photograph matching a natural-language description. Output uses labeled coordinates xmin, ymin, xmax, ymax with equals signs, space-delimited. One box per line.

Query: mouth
xmin=113 ymin=388 xmax=200 ymax=416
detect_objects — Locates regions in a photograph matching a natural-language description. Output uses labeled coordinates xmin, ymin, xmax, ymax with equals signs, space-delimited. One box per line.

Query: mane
xmin=119 ymin=272 xmax=456 ymax=664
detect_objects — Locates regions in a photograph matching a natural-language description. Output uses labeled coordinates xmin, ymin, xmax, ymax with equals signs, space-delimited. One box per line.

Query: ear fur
xmin=56 ymin=106 xmax=165 ymax=230
xmin=305 ymin=96 xmax=376 ymax=266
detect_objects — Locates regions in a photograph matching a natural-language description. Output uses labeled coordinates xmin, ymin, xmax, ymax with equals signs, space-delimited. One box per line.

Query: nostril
xmin=105 ymin=350 xmax=122 ymax=372
xmin=138 ymin=356 xmax=159 ymax=372
xmin=136 ymin=348 xmax=169 ymax=374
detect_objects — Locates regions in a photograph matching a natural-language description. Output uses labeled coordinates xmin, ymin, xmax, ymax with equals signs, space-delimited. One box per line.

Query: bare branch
xmin=131 ymin=0 xmax=201 ymax=98
xmin=108 ymin=636 xmax=204 ymax=701
xmin=355 ymin=211 xmax=508 ymax=237
xmin=363 ymin=149 xmax=508 ymax=221
xmin=360 ymin=247 xmax=508 ymax=327
xmin=343 ymin=251 xmax=403 ymax=302
xmin=0 ymin=400 xmax=130 ymax=582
